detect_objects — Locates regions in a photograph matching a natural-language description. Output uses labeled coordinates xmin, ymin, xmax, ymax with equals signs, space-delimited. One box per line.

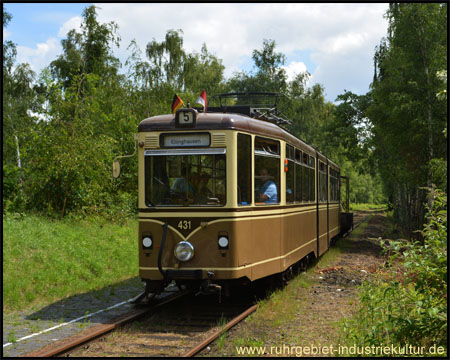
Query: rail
xmin=182 ymin=304 xmax=258 ymax=357
xmin=22 ymin=290 xmax=190 ymax=357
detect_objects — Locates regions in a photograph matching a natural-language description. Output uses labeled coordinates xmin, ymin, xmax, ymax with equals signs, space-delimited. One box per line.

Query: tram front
xmin=136 ymin=108 xmax=245 ymax=296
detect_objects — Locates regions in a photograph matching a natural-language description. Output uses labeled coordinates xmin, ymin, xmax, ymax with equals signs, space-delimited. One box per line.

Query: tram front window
xmin=145 ymin=154 xmax=226 ymax=206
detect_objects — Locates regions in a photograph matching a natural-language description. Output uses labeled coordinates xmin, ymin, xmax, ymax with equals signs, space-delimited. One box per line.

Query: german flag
xmin=171 ymin=94 xmax=184 ymax=114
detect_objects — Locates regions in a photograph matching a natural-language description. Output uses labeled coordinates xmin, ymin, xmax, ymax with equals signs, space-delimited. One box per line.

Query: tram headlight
xmin=174 ymin=241 xmax=194 ymax=262
xmin=142 ymin=236 xmax=153 ymax=249
xmin=218 ymin=236 xmax=229 ymax=249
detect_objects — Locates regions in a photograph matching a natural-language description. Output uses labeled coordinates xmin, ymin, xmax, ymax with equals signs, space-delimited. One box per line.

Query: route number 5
xmin=180 ymin=112 xmax=193 ymax=124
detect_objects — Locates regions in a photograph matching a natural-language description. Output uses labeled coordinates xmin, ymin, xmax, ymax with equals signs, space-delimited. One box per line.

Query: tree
xmin=24 ymin=5 xmax=128 ymax=216
xmin=369 ymin=3 xmax=447 ymax=232
xmin=27 ymin=73 xmax=117 ymax=216
xmin=145 ymin=29 xmax=185 ymax=89
xmin=3 ymin=7 xmax=41 ymax=210
xmin=228 ymin=39 xmax=288 ymax=94
xmin=182 ymin=43 xmax=225 ymax=95
xmin=252 ymin=39 xmax=287 ymax=90
xmin=50 ymin=5 xmax=120 ymax=89
xmin=126 ymin=30 xmax=225 ymax=119
xmin=323 ymin=91 xmax=372 ymax=162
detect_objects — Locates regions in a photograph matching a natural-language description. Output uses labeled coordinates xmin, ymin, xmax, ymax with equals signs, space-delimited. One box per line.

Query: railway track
xmin=66 ymin=293 xmax=256 ymax=357
xmin=24 ymin=289 xmax=257 ymax=358
xmin=22 ymin=289 xmax=190 ymax=357
xmin=342 ymin=209 xmax=380 ymax=238
xmin=23 ymin=210 xmax=375 ymax=358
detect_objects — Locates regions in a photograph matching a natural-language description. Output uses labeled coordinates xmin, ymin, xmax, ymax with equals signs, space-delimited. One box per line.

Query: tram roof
xmin=138 ymin=112 xmax=338 ymax=169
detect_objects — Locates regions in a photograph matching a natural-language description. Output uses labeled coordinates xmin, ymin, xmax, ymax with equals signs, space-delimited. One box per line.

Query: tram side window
xmin=295 ymin=149 xmax=302 ymax=202
xmin=309 ymin=157 xmax=315 ymax=202
xmin=255 ymin=137 xmax=280 ymax=205
xmin=302 ymin=164 xmax=309 ymax=201
xmin=329 ymin=168 xmax=334 ymax=202
xmin=329 ymin=168 xmax=339 ymax=202
xmin=237 ymin=134 xmax=252 ymax=205
xmin=300 ymin=153 xmax=308 ymax=201
xmin=286 ymin=145 xmax=295 ymax=203
xmin=318 ymin=161 xmax=327 ymax=202
xmin=334 ymin=176 xmax=338 ymax=201
xmin=337 ymin=171 xmax=340 ymax=201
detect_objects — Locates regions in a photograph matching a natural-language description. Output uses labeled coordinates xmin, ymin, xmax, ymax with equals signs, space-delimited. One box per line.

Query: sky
xmin=3 ymin=3 xmax=389 ymax=102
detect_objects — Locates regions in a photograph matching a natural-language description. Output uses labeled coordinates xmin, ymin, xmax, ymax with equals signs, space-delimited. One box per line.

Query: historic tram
xmin=133 ymin=93 xmax=346 ymax=299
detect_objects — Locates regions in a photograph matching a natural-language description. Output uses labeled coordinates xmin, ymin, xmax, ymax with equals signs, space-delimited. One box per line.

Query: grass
xmin=252 ymin=267 xmax=318 ymax=327
xmin=3 ymin=213 xmax=138 ymax=312
xmin=7 ymin=330 xmax=17 ymax=343
xmin=350 ymin=203 xmax=386 ymax=211
xmin=313 ymin=217 xmax=370 ymax=270
xmin=78 ymin=312 xmax=91 ymax=329
xmin=216 ymin=316 xmax=228 ymax=350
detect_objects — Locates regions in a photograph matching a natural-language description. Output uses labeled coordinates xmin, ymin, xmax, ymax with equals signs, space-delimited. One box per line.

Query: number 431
xmin=178 ymin=220 xmax=191 ymax=230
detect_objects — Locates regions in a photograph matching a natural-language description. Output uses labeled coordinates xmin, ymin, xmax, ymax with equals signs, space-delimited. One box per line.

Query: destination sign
xmin=161 ymin=133 xmax=210 ymax=147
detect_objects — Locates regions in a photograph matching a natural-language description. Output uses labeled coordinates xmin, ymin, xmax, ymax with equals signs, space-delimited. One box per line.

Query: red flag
xmin=195 ymin=89 xmax=207 ymax=112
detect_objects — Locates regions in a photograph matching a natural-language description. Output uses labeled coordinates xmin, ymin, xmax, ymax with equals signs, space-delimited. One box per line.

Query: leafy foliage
xmin=369 ymin=3 xmax=447 ymax=233
xmin=50 ymin=5 xmax=120 ymax=88
xmin=227 ymin=39 xmax=288 ymax=94
xmin=342 ymin=188 xmax=447 ymax=351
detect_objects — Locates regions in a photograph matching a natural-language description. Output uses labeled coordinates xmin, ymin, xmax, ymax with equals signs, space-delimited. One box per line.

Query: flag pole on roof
xmin=195 ymin=89 xmax=207 ymax=113
xmin=171 ymin=94 xmax=184 ymax=114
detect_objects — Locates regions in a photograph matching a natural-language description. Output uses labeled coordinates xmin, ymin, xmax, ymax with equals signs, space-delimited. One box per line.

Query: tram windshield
xmin=145 ymin=150 xmax=226 ymax=206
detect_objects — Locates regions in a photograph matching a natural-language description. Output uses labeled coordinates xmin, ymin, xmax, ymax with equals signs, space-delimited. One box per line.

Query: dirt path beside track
xmin=203 ymin=210 xmax=390 ymax=357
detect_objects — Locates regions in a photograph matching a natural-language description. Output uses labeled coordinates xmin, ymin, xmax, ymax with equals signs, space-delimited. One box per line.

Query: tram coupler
xmin=132 ymin=280 xmax=165 ymax=305
xmin=196 ymin=281 xmax=222 ymax=303
xmin=196 ymin=272 xmax=223 ymax=302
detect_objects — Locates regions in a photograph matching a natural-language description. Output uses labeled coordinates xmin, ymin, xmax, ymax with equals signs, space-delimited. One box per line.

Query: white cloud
xmin=58 ymin=16 xmax=82 ymax=38
xmin=14 ymin=15 xmax=83 ymax=75
xmin=16 ymin=38 xmax=61 ymax=73
xmin=325 ymin=32 xmax=368 ymax=55
xmin=282 ymin=61 xmax=308 ymax=82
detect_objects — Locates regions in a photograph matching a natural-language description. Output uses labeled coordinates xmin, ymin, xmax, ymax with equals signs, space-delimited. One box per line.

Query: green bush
xmin=72 ymin=191 xmax=137 ymax=223
xmin=2 ymin=162 xmax=27 ymax=213
xmin=341 ymin=188 xmax=447 ymax=354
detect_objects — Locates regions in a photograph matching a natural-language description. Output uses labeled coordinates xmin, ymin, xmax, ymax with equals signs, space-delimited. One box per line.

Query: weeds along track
xmin=64 ymin=292 xmax=255 ymax=357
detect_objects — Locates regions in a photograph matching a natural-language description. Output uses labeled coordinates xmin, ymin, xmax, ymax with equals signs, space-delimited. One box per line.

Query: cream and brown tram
xmin=135 ymin=93 xmax=346 ymax=297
